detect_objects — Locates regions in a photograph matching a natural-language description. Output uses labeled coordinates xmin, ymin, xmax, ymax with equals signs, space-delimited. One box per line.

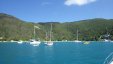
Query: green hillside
xmin=0 ymin=13 xmax=113 ymax=41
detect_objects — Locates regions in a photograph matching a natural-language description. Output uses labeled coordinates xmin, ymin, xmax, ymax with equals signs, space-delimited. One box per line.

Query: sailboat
xmin=74 ymin=29 xmax=81 ymax=43
xmin=46 ymin=23 xmax=53 ymax=46
xmin=30 ymin=25 xmax=41 ymax=46
xmin=103 ymin=52 xmax=113 ymax=64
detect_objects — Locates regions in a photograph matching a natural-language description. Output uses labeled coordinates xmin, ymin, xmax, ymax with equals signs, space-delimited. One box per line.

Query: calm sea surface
xmin=0 ymin=42 xmax=113 ymax=64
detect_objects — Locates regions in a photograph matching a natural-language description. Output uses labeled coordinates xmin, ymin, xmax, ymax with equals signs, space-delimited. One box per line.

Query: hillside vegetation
xmin=0 ymin=13 xmax=113 ymax=41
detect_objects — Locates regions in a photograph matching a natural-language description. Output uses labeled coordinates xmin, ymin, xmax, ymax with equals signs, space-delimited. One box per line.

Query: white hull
xmin=74 ymin=40 xmax=81 ymax=43
xmin=18 ymin=41 xmax=23 ymax=44
xmin=110 ymin=61 xmax=113 ymax=64
xmin=46 ymin=41 xmax=53 ymax=46
xmin=30 ymin=41 xmax=41 ymax=46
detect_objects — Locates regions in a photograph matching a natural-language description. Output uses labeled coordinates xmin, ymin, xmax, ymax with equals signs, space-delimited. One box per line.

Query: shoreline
xmin=0 ymin=41 xmax=113 ymax=43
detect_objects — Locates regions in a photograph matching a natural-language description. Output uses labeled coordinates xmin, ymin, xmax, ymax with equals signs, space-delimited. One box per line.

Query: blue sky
xmin=0 ymin=0 xmax=113 ymax=22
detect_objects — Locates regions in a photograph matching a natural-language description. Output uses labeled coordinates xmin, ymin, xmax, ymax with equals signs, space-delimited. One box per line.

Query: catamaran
xmin=46 ymin=23 xmax=53 ymax=46
xmin=74 ymin=29 xmax=81 ymax=42
xmin=103 ymin=52 xmax=113 ymax=64
xmin=30 ymin=25 xmax=41 ymax=46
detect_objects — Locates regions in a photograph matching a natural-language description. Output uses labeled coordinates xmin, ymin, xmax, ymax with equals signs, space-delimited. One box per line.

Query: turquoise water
xmin=0 ymin=42 xmax=113 ymax=64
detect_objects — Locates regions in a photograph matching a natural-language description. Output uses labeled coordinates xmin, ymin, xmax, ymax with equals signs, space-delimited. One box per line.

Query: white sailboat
xmin=103 ymin=52 xmax=113 ymax=64
xmin=30 ymin=25 xmax=41 ymax=46
xmin=74 ymin=29 xmax=81 ymax=42
xmin=46 ymin=23 xmax=53 ymax=46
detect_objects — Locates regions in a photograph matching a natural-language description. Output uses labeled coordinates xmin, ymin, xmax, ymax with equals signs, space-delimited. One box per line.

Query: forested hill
xmin=0 ymin=13 xmax=113 ymax=41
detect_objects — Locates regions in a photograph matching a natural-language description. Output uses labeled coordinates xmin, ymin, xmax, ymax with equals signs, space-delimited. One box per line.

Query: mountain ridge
xmin=0 ymin=13 xmax=113 ymax=41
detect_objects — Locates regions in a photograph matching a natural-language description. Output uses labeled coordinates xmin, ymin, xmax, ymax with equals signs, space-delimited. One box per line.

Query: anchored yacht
xmin=30 ymin=25 xmax=41 ymax=46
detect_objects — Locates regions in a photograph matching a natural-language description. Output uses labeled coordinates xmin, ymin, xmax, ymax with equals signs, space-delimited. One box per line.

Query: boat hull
xmin=46 ymin=41 xmax=53 ymax=46
xmin=30 ymin=41 xmax=41 ymax=46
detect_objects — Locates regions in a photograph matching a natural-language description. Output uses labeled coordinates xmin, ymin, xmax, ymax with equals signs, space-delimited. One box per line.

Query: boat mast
xmin=76 ymin=29 xmax=78 ymax=40
xmin=46 ymin=32 xmax=48 ymax=41
xmin=33 ymin=25 xmax=40 ymax=40
xmin=34 ymin=26 xmax=36 ymax=39
xmin=50 ymin=23 xmax=52 ymax=41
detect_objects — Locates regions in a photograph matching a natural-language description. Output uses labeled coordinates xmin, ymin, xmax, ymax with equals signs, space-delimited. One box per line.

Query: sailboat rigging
xmin=46 ymin=23 xmax=53 ymax=46
xmin=75 ymin=29 xmax=81 ymax=42
xmin=30 ymin=25 xmax=41 ymax=46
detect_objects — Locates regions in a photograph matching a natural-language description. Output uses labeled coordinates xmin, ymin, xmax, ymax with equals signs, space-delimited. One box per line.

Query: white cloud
xmin=64 ymin=0 xmax=96 ymax=6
